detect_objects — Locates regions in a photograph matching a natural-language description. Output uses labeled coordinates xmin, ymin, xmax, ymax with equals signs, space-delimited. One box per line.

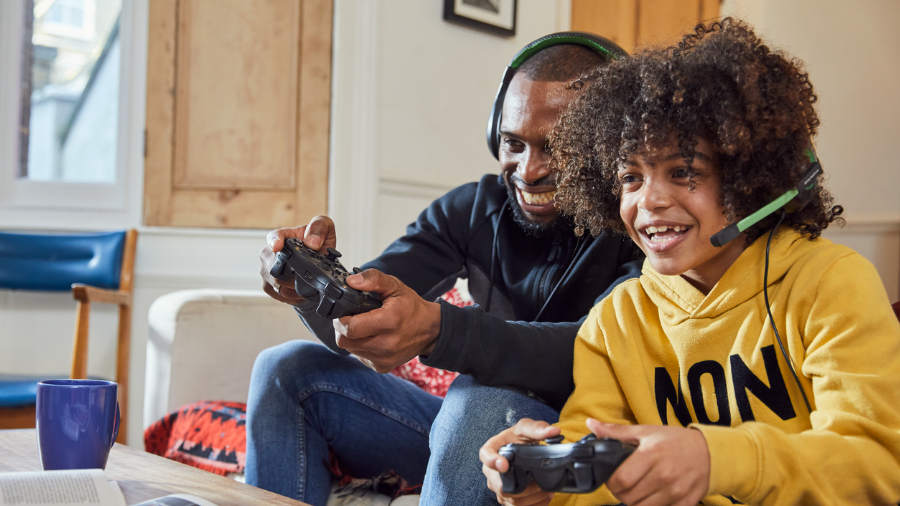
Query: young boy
xmin=480 ymin=19 xmax=900 ymax=506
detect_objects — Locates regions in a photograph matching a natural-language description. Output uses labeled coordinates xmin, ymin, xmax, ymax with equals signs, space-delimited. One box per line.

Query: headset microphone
xmin=710 ymin=148 xmax=822 ymax=247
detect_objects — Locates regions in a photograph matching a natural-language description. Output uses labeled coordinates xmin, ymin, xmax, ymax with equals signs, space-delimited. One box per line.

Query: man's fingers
xmin=303 ymin=215 xmax=336 ymax=251
xmin=345 ymin=269 xmax=401 ymax=297
xmin=266 ymin=226 xmax=306 ymax=253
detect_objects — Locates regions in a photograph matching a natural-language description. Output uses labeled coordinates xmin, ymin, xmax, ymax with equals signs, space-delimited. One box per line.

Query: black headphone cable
xmin=764 ymin=209 xmax=813 ymax=413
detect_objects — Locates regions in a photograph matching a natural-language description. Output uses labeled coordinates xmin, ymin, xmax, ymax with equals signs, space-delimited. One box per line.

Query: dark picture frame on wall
xmin=443 ymin=0 xmax=517 ymax=37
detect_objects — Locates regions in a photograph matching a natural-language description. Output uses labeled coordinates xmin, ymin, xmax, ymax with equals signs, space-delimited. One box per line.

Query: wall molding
xmin=379 ymin=177 xmax=457 ymax=201
xmin=328 ymin=0 xmax=380 ymax=265
xmin=827 ymin=218 xmax=900 ymax=235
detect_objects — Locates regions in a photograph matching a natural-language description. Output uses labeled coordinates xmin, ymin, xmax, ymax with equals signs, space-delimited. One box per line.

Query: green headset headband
xmin=486 ymin=32 xmax=628 ymax=159
xmin=710 ymin=148 xmax=823 ymax=247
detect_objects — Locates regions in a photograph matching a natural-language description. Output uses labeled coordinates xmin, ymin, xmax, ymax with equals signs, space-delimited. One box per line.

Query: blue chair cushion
xmin=0 ymin=230 xmax=126 ymax=291
xmin=0 ymin=374 xmax=108 ymax=408
xmin=0 ymin=374 xmax=45 ymax=408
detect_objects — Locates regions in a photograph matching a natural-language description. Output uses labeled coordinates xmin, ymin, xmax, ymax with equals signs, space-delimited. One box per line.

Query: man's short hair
xmin=518 ymin=44 xmax=609 ymax=83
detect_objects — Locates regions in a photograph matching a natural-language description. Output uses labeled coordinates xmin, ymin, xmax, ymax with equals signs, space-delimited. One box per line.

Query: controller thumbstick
xmin=544 ymin=435 xmax=565 ymax=445
xmin=326 ymin=248 xmax=342 ymax=261
xmin=352 ymin=267 xmax=362 ymax=274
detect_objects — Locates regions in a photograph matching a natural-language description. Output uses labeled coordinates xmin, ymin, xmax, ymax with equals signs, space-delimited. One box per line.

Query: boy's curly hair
xmin=551 ymin=18 xmax=843 ymax=243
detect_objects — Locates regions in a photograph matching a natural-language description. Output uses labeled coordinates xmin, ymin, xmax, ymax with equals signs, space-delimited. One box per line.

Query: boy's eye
xmin=619 ymin=174 xmax=641 ymax=185
xmin=673 ymin=168 xmax=691 ymax=179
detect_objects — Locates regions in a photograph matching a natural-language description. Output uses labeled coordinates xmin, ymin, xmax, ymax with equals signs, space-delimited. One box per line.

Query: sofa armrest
xmin=144 ymin=289 xmax=317 ymax=428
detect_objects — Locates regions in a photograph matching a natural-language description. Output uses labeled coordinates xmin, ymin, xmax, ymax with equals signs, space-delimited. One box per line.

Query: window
xmin=0 ymin=0 xmax=140 ymax=213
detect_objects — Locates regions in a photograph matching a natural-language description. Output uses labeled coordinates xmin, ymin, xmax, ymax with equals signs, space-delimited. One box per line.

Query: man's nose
xmin=517 ymin=146 xmax=551 ymax=184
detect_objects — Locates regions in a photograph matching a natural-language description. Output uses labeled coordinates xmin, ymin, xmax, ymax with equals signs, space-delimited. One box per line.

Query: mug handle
xmin=110 ymin=402 xmax=120 ymax=448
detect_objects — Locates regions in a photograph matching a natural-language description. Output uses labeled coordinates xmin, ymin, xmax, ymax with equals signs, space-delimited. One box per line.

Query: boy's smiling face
xmin=618 ymin=138 xmax=748 ymax=294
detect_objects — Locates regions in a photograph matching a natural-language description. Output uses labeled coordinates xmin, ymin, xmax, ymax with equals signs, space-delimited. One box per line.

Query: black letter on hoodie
xmin=687 ymin=361 xmax=732 ymax=426
xmin=654 ymin=367 xmax=693 ymax=427
xmin=730 ymin=345 xmax=797 ymax=422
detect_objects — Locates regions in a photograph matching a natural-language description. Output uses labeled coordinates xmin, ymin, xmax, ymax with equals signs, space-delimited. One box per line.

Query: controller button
xmin=316 ymin=296 xmax=337 ymax=318
xmin=325 ymin=284 xmax=343 ymax=299
xmin=572 ymin=462 xmax=594 ymax=492
xmin=270 ymin=256 xmax=287 ymax=277
xmin=304 ymin=271 xmax=314 ymax=281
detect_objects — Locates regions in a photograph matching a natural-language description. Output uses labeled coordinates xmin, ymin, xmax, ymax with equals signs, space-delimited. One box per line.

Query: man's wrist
xmin=420 ymin=301 xmax=442 ymax=356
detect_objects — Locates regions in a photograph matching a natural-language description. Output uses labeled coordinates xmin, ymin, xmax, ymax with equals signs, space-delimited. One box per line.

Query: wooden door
xmin=144 ymin=0 xmax=332 ymax=228
xmin=572 ymin=0 xmax=719 ymax=54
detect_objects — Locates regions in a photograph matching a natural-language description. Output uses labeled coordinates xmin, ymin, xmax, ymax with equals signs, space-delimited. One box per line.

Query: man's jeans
xmin=245 ymin=341 xmax=560 ymax=506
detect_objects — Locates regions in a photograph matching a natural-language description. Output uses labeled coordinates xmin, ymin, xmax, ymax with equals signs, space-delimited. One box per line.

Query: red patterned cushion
xmin=144 ymin=400 xmax=246 ymax=476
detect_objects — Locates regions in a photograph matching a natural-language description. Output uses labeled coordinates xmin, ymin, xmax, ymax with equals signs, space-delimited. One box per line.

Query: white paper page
xmin=0 ymin=469 xmax=125 ymax=506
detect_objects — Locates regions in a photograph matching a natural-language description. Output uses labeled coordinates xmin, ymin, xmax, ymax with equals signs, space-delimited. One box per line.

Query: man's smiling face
xmin=498 ymin=74 xmax=572 ymax=238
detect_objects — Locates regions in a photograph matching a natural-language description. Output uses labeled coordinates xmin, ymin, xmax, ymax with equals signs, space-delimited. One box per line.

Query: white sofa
xmin=145 ymin=289 xmax=419 ymax=506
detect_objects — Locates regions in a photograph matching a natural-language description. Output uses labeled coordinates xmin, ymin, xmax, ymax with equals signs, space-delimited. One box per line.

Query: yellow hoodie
xmin=552 ymin=229 xmax=900 ymax=505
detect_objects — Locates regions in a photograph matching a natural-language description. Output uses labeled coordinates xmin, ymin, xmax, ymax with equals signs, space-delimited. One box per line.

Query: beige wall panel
xmin=699 ymin=0 xmax=720 ymax=22
xmin=572 ymin=0 xmax=638 ymax=54
xmin=173 ymin=0 xmax=300 ymax=190
xmin=295 ymin=0 xmax=331 ymax=215
xmin=637 ymin=0 xmax=703 ymax=48
xmin=144 ymin=0 xmax=177 ymax=226
xmin=144 ymin=0 xmax=331 ymax=229
xmin=166 ymin=191 xmax=299 ymax=228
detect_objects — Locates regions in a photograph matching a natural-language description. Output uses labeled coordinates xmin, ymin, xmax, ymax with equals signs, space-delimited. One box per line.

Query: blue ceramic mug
xmin=35 ymin=379 xmax=119 ymax=470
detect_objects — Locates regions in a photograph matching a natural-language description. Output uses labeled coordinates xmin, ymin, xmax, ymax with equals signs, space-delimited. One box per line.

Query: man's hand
xmin=333 ymin=269 xmax=441 ymax=372
xmin=479 ymin=418 xmax=558 ymax=506
xmin=588 ymin=418 xmax=710 ymax=506
xmin=260 ymin=215 xmax=338 ymax=306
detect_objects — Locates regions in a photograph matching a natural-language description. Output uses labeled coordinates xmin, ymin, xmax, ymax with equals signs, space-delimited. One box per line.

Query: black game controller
xmin=270 ymin=238 xmax=382 ymax=319
xmin=499 ymin=434 xmax=636 ymax=494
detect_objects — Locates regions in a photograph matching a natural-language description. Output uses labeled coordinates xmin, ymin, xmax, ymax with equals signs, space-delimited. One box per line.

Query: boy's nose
xmin=638 ymin=178 xmax=672 ymax=212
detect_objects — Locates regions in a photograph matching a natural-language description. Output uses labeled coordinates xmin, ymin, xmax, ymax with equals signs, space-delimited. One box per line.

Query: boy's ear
xmin=710 ymin=147 xmax=822 ymax=248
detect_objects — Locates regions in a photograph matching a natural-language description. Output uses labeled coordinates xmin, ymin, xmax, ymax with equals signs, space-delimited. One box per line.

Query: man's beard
xmin=504 ymin=183 xmax=575 ymax=239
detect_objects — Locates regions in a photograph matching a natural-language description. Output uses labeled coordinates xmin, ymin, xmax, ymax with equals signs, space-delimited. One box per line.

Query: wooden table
xmin=0 ymin=430 xmax=309 ymax=506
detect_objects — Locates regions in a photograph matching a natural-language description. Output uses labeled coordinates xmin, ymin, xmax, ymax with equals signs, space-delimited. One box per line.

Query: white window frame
xmin=0 ymin=0 xmax=146 ymax=226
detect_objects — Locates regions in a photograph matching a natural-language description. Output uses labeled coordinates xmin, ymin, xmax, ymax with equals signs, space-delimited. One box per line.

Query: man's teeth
xmin=645 ymin=225 xmax=686 ymax=234
xmin=521 ymin=190 xmax=556 ymax=205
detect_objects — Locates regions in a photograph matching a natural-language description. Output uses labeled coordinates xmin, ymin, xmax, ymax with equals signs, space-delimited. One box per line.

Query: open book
xmin=0 ymin=470 xmax=216 ymax=506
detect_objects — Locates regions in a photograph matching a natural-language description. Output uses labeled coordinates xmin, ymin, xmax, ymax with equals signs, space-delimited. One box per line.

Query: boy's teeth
xmin=646 ymin=225 xmax=685 ymax=234
xmin=521 ymin=190 xmax=556 ymax=205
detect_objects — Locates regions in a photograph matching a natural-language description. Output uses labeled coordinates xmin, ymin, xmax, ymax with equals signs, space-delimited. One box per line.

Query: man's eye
xmin=620 ymin=174 xmax=639 ymax=184
xmin=503 ymin=138 xmax=523 ymax=149
xmin=673 ymin=168 xmax=691 ymax=179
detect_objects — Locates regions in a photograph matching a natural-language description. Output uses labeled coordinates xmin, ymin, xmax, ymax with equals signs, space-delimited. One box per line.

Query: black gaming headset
xmin=486 ymin=32 xmax=629 ymax=160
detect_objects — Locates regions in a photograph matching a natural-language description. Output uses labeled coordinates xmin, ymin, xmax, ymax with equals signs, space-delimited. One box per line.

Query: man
xmin=246 ymin=36 xmax=642 ymax=506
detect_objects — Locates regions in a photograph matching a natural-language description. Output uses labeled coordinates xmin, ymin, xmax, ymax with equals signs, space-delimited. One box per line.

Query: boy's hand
xmin=479 ymin=418 xmax=558 ymax=506
xmin=588 ymin=418 xmax=710 ymax=506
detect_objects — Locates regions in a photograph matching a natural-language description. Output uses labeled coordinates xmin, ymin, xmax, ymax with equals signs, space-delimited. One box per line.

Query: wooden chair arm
xmin=71 ymin=284 xmax=133 ymax=306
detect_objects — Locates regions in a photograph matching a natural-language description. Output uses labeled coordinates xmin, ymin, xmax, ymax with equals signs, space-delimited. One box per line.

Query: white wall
xmin=720 ymin=0 xmax=900 ymax=300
